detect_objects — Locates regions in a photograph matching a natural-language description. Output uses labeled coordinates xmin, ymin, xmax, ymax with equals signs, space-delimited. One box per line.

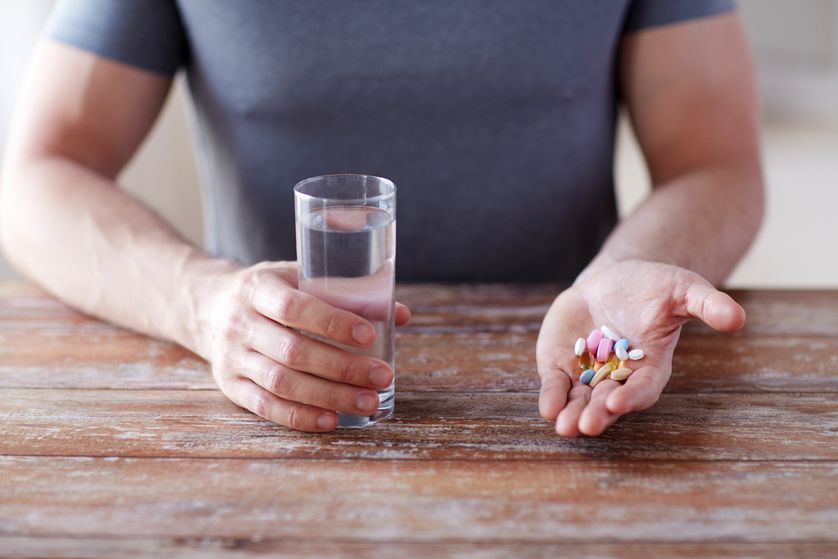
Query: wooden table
xmin=0 ymin=282 xmax=836 ymax=558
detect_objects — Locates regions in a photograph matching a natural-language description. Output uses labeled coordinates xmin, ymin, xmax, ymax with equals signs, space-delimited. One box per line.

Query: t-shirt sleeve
xmin=623 ymin=0 xmax=735 ymax=33
xmin=45 ymin=0 xmax=187 ymax=75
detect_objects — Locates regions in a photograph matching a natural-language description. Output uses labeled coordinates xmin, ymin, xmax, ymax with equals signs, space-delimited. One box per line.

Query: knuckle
xmin=264 ymin=364 xmax=287 ymax=395
xmin=275 ymin=291 xmax=301 ymax=323
xmin=323 ymin=388 xmax=342 ymax=411
xmin=287 ymin=405 xmax=306 ymax=431
xmin=277 ymin=338 xmax=302 ymax=367
xmin=337 ymin=358 xmax=357 ymax=383
xmin=220 ymin=312 xmax=244 ymax=343
xmin=235 ymin=268 xmax=260 ymax=298
xmin=539 ymin=375 xmax=560 ymax=395
xmin=250 ymin=393 xmax=268 ymax=418
xmin=321 ymin=313 xmax=338 ymax=338
xmin=213 ymin=355 xmax=236 ymax=380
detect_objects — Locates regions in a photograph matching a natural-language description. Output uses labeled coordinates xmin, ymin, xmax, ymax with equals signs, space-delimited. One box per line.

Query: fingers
xmin=249 ymin=271 xmax=378 ymax=348
xmin=703 ymin=290 xmax=746 ymax=332
xmin=213 ymin=261 xmax=399 ymax=433
xmin=247 ymin=315 xmax=394 ymax=389
xmin=681 ymin=272 xmax=746 ymax=332
xmin=555 ymin=367 xmax=666 ymax=436
xmin=555 ymin=383 xmax=591 ymax=437
xmin=266 ymin=261 xmax=300 ymax=288
xmin=241 ymin=351 xmax=381 ymax=416
xmin=557 ymin=375 xmax=648 ymax=437
xmin=395 ymin=302 xmax=412 ymax=326
xmin=578 ymin=380 xmax=622 ymax=436
xmin=535 ymin=343 xmax=574 ymax=421
xmin=225 ymin=377 xmax=338 ymax=432
xmin=605 ymin=364 xmax=668 ymax=415
xmin=539 ymin=372 xmax=570 ymax=422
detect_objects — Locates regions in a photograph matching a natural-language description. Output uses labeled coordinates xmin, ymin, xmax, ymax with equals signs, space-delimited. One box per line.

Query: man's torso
xmin=179 ymin=0 xmax=627 ymax=281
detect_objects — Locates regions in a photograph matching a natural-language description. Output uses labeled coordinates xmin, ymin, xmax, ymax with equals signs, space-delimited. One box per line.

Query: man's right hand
xmin=201 ymin=261 xmax=411 ymax=432
xmin=1 ymin=44 xmax=411 ymax=433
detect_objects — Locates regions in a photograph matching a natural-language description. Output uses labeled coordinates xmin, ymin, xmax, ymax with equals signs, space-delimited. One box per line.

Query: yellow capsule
xmin=578 ymin=352 xmax=594 ymax=371
xmin=618 ymin=359 xmax=627 ymax=370
xmin=590 ymin=364 xmax=612 ymax=388
xmin=610 ymin=367 xmax=634 ymax=382
xmin=607 ymin=354 xmax=621 ymax=370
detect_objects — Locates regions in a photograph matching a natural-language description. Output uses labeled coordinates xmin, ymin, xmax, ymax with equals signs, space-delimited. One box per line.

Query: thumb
xmin=537 ymin=362 xmax=571 ymax=423
xmin=681 ymin=272 xmax=746 ymax=332
xmin=394 ymin=302 xmax=412 ymax=326
xmin=535 ymin=335 xmax=571 ymax=422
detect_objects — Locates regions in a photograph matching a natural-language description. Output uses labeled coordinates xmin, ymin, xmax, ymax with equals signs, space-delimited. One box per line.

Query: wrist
xmin=176 ymin=251 xmax=240 ymax=360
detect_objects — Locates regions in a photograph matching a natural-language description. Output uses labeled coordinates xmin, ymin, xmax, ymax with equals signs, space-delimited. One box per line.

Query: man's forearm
xmin=1 ymin=155 xmax=236 ymax=358
xmin=581 ymin=163 xmax=764 ymax=286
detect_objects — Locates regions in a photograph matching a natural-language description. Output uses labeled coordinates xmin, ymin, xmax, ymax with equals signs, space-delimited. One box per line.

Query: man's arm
xmin=584 ymin=11 xmax=763 ymax=283
xmin=537 ymin=12 xmax=763 ymax=436
xmin=1 ymin=41 xmax=407 ymax=432
xmin=1 ymin=41 xmax=229 ymax=356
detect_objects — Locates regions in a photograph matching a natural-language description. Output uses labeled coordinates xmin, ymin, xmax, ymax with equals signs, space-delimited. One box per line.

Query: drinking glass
xmin=294 ymin=174 xmax=396 ymax=428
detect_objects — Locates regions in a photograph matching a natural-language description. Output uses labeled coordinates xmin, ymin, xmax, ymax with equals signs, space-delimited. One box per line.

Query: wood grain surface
xmin=0 ymin=282 xmax=836 ymax=558
xmin=2 ymin=457 xmax=835 ymax=541
xmin=2 ymin=390 xmax=836 ymax=461
xmin=5 ymin=539 xmax=837 ymax=559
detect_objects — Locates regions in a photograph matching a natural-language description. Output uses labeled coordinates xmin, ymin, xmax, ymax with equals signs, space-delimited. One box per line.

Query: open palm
xmin=536 ymin=259 xmax=746 ymax=436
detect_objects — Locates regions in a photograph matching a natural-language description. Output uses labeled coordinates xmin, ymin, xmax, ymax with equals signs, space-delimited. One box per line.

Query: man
xmin=0 ymin=1 xmax=762 ymax=435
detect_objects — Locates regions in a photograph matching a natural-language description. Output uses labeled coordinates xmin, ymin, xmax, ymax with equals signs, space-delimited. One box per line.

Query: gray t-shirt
xmin=47 ymin=0 xmax=733 ymax=282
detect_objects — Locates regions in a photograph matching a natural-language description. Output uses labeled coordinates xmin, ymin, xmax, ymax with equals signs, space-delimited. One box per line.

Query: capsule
xmin=600 ymin=325 xmax=620 ymax=341
xmin=590 ymin=364 xmax=612 ymax=388
xmin=628 ymin=348 xmax=645 ymax=360
xmin=580 ymin=369 xmax=596 ymax=385
xmin=610 ymin=367 xmax=634 ymax=381
xmin=586 ymin=329 xmax=604 ymax=353
xmin=615 ymin=346 xmax=629 ymax=361
xmin=614 ymin=338 xmax=630 ymax=352
xmin=574 ymin=337 xmax=586 ymax=357
xmin=596 ymin=337 xmax=613 ymax=363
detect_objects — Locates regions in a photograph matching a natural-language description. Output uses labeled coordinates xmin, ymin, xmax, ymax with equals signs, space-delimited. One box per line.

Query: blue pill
xmin=615 ymin=338 xmax=630 ymax=352
xmin=580 ymin=369 xmax=596 ymax=385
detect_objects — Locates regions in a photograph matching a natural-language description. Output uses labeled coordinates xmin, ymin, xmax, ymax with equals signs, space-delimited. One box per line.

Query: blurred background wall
xmin=1 ymin=1 xmax=836 ymax=286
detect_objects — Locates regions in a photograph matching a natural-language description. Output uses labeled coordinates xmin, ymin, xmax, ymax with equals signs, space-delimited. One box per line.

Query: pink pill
xmin=586 ymin=329 xmax=603 ymax=353
xmin=596 ymin=337 xmax=613 ymax=363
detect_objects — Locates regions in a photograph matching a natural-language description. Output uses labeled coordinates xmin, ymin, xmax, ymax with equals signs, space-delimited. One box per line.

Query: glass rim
xmin=293 ymin=173 xmax=396 ymax=204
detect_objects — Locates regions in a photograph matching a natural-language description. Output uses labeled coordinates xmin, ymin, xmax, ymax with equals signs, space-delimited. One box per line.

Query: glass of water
xmin=294 ymin=174 xmax=396 ymax=428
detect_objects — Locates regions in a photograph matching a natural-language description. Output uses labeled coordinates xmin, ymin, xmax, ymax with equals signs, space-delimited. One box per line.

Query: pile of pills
xmin=573 ymin=325 xmax=645 ymax=388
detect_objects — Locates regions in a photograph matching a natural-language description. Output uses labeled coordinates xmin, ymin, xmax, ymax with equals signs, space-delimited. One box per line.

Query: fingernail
xmin=316 ymin=413 xmax=336 ymax=430
xmin=369 ymin=365 xmax=392 ymax=388
xmin=352 ymin=323 xmax=374 ymax=345
xmin=356 ymin=392 xmax=378 ymax=412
